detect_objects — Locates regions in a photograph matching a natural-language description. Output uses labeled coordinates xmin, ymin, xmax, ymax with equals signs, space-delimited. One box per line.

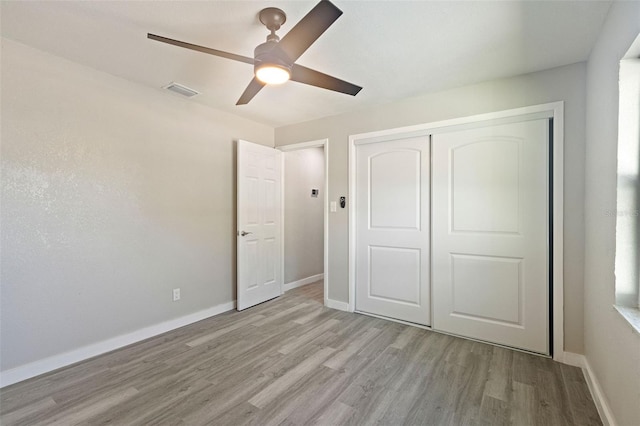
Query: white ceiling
xmin=1 ymin=1 xmax=612 ymax=127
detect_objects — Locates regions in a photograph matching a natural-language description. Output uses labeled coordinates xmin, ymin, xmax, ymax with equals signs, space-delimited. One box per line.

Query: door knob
xmin=239 ymin=231 xmax=253 ymax=236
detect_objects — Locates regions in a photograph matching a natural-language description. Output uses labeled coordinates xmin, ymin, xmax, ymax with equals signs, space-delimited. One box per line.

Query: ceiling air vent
xmin=163 ymin=82 xmax=200 ymax=98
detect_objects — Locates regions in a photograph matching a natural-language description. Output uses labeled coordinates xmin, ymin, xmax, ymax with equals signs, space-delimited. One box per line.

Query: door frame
xmin=277 ymin=139 xmax=330 ymax=306
xmin=348 ymin=102 xmax=565 ymax=361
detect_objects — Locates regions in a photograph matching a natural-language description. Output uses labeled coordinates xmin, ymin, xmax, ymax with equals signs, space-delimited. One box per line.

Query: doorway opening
xmin=279 ymin=139 xmax=329 ymax=306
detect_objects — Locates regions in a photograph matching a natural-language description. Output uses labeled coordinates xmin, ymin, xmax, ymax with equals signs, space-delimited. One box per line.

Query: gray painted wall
xmin=583 ymin=2 xmax=640 ymax=425
xmin=0 ymin=39 xmax=274 ymax=372
xmin=275 ymin=62 xmax=587 ymax=354
xmin=283 ymin=148 xmax=324 ymax=284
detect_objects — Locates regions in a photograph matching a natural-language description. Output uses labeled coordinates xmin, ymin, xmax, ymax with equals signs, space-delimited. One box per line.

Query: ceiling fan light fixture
xmin=254 ymin=41 xmax=291 ymax=85
xmin=256 ymin=63 xmax=291 ymax=85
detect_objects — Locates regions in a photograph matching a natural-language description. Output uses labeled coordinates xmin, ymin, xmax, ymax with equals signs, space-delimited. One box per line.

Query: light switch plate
xmin=330 ymin=201 xmax=337 ymax=212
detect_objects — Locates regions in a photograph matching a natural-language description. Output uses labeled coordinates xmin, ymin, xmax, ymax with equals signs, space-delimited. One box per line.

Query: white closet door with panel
xmin=355 ymin=136 xmax=431 ymax=325
xmin=431 ymin=120 xmax=549 ymax=354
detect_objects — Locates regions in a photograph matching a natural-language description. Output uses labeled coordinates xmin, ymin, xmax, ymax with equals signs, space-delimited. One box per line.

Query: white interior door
xmin=432 ymin=120 xmax=549 ymax=354
xmin=237 ymin=140 xmax=282 ymax=311
xmin=355 ymin=136 xmax=431 ymax=325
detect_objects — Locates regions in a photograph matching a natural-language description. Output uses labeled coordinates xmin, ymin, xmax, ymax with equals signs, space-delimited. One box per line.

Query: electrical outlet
xmin=173 ymin=288 xmax=180 ymax=301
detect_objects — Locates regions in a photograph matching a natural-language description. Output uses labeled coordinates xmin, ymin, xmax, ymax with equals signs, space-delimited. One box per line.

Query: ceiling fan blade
xmin=276 ymin=1 xmax=342 ymax=63
xmin=291 ymin=64 xmax=362 ymax=96
xmin=148 ymin=33 xmax=255 ymax=65
xmin=236 ymin=77 xmax=266 ymax=105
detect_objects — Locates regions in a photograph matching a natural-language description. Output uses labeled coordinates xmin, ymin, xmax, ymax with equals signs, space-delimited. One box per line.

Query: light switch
xmin=330 ymin=201 xmax=337 ymax=212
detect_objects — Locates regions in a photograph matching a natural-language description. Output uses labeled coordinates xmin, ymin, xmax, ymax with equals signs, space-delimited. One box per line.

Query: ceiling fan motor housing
xmin=254 ymin=41 xmax=292 ymax=74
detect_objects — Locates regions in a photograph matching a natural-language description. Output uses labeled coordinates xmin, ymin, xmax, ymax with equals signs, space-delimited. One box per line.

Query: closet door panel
xmin=355 ymin=136 xmax=431 ymax=325
xmin=432 ymin=119 xmax=549 ymax=354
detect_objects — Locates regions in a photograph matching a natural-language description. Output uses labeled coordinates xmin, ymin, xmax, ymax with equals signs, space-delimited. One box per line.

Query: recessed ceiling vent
xmin=163 ymin=82 xmax=200 ymax=98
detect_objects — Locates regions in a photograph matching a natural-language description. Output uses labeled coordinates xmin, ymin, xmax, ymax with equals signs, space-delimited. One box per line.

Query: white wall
xmin=283 ymin=148 xmax=324 ymax=284
xmin=583 ymin=2 xmax=640 ymax=425
xmin=275 ymin=62 xmax=587 ymax=354
xmin=0 ymin=39 xmax=274 ymax=377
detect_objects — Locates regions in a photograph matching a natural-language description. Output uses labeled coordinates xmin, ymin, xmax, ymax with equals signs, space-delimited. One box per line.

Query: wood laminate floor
xmin=1 ymin=281 xmax=601 ymax=425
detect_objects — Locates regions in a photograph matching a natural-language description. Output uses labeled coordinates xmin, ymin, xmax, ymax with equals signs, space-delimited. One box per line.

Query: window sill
xmin=614 ymin=305 xmax=640 ymax=335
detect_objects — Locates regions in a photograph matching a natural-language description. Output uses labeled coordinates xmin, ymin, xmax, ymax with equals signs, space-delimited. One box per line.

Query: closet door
xmin=432 ymin=120 xmax=549 ymax=354
xmin=355 ymin=136 xmax=431 ymax=325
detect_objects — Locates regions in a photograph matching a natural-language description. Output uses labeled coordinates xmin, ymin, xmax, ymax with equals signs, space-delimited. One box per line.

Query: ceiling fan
xmin=148 ymin=0 xmax=362 ymax=105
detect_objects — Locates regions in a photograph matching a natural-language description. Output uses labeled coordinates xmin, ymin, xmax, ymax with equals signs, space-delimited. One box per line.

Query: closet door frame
xmin=348 ymin=101 xmax=565 ymax=361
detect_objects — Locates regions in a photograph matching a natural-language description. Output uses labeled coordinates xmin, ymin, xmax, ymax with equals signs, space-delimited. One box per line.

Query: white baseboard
xmin=325 ymin=298 xmax=349 ymax=312
xmin=0 ymin=300 xmax=236 ymax=388
xmin=284 ymin=273 xmax=324 ymax=292
xmin=562 ymin=352 xmax=617 ymax=426
xmin=560 ymin=351 xmax=585 ymax=367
